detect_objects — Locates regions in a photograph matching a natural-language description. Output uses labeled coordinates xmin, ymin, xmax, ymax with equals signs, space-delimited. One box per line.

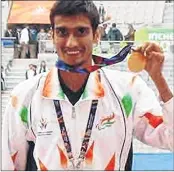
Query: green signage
xmin=135 ymin=27 xmax=174 ymax=52
xmin=148 ymin=28 xmax=173 ymax=41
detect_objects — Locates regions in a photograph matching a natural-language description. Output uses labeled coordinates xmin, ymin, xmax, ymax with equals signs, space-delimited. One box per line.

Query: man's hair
xmin=112 ymin=23 xmax=116 ymax=28
xmin=50 ymin=0 xmax=100 ymax=32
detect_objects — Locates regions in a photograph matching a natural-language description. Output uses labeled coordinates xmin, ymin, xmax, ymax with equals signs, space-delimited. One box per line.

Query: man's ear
xmin=93 ymin=27 xmax=101 ymax=44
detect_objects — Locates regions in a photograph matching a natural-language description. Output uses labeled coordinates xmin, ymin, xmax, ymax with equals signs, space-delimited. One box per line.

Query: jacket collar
xmin=42 ymin=66 xmax=105 ymax=101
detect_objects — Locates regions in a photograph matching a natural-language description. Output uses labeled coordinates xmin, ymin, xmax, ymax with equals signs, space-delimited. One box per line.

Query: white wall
xmin=1 ymin=1 xmax=12 ymax=36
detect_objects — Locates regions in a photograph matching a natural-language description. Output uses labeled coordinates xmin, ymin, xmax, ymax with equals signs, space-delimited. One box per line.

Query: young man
xmin=4 ymin=28 xmax=13 ymax=37
xmin=108 ymin=23 xmax=123 ymax=41
xmin=2 ymin=0 xmax=173 ymax=171
xmin=20 ymin=25 xmax=30 ymax=59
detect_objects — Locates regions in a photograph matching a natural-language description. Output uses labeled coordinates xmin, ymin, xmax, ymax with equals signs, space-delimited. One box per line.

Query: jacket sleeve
xmin=2 ymin=74 xmax=43 ymax=170
xmin=1 ymin=78 xmax=39 ymax=170
xmin=107 ymin=29 xmax=111 ymax=40
xmin=118 ymin=30 xmax=123 ymax=41
xmin=132 ymin=76 xmax=173 ymax=151
xmin=2 ymin=101 xmax=29 ymax=170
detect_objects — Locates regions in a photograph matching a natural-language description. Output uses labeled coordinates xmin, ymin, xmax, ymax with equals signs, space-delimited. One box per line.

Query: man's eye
xmin=76 ymin=27 xmax=88 ymax=36
xmin=55 ymin=28 xmax=68 ymax=37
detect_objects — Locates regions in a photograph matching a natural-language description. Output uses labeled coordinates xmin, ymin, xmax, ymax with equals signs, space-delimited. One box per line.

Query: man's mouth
xmin=66 ymin=50 xmax=80 ymax=55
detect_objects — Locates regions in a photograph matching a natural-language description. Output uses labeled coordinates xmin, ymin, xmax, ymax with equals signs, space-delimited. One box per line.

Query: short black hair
xmin=50 ymin=0 xmax=100 ymax=33
xmin=112 ymin=23 xmax=116 ymax=27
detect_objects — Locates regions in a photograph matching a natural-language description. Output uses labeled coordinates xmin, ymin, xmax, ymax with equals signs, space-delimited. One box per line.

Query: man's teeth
xmin=67 ymin=51 xmax=80 ymax=55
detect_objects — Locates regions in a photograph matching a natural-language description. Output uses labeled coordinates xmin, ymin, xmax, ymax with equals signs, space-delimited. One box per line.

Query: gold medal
xmin=128 ymin=51 xmax=146 ymax=72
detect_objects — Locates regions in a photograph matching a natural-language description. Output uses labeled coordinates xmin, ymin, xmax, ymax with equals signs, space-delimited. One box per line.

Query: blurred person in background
xmin=100 ymin=23 xmax=108 ymax=41
xmin=46 ymin=29 xmax=53 ymax=40
xmin=32 ymin=65 xmax=37 ymax=75
xmin=108 ymin=23 xmax=123 ymax=53
xmin=28 ymin=25 xmax=38 ymax=58
xmin=12 ymin=27 xmax=21 ymax=59
xmin=25 ymin=64 xmax=37 ymax=80
xmin=37 ymin=28 xmax=47 ymax=41
xmin=98 ymin=4 xmax=105 ymax=23
xmin=4 ymin=27 xmax=13 ymax=37
xmin=20 ymin=25 xmax=30 ymax=58
xmin=37 ymin=60 xmax=49 ymax=74
xmin=37 ymin=28 xmax=47 ymax=53
xmin=1 ymin=66 xmax=6 ymax=91
xmin=108 ymin=23 xmax=123 ymax=41
xmin=124 ymin=24 xmax=136 ymax=45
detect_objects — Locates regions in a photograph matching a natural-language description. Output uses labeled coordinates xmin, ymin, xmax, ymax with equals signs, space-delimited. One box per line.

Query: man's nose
xmin=66 ymin=34 xmax=78 ymax=48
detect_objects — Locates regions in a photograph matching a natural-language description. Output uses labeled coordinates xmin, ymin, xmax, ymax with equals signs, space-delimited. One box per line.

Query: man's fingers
xmin=134 ymin=42 xmax=163 ymax=56
xmin=148 ymin=51 xmax=164 ymax=63
xmin=141 ymin=42 xmax=150 ymax=53
xmin=145 ymin=43 xmax=163 ymax=55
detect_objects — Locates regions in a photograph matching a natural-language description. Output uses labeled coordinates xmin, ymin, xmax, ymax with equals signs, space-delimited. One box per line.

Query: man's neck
xmin=58 ymin=59 xmax=91 ymax=92
xmin=59 ymin=70 xmax=89 ymax=92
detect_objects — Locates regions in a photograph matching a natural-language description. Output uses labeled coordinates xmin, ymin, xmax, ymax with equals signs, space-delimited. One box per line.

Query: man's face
xmin=53 ymin=14 xmax=98 ymax=66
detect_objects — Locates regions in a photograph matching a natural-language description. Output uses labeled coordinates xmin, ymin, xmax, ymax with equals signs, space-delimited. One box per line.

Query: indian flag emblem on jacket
xmin=96 ymin=113 xmax=116 ymax=130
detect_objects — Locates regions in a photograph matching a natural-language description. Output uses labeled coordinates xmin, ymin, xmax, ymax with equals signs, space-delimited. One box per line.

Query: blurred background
xmin=1 ymin=1 xmax=174 ymax=170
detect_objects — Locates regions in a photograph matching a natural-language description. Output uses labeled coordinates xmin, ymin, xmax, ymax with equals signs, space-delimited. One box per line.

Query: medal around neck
xmin=128 ymin=51 xmax=147 ymax=72
xmin=55 ymin=44 xmax=132 ymax=74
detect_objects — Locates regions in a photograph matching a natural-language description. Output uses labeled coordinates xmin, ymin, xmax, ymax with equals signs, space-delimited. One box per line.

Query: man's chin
xmin=66 ymin=60 xmax=86 ymax=67
xmin=62 ymin=56 xmax=85 ymax=66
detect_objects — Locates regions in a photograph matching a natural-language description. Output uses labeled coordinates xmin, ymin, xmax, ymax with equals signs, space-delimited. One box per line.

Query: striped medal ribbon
xmin=55 ymin=44 xmax=132 ymax=74
xmin=54 ymin=99 xmax=99 ymax=170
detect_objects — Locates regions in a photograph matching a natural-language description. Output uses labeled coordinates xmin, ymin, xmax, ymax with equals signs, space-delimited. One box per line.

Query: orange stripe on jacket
xmin=11 ymin=151 xmax=18 ymax=163
xmin=85 ymin=141 xmax=94 ymax=165
xmin=94 ymin=71 xmax=105 ymax=98
xmin=42 ymin=69 xmax=53 ymax=97
xmin=38 ymin=159 xmax=48 ymax=171
xmin=105 ymin=153 xmax=115 ymax=171
xmin=57 ymin=145 xmax=68 ymax=169
xmin=11 ymin=151 xmax=18 ymax=170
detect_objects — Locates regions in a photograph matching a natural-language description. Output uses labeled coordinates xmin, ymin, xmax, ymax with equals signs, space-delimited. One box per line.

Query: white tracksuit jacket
xmin=2 ymin=67 xmax=173 ymax=170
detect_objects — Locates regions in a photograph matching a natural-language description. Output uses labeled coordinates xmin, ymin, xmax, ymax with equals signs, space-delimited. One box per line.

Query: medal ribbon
xmin=55 ymin=44 xmax=132 ymax=74
xmin=54 ymin=99 xmax=98 ymax=169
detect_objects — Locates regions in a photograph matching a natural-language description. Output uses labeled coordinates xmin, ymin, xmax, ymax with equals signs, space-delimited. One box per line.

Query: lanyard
xmin=53 ymin=99 xmax=99 ymax=169
xmin=55 ymin=44 xmax=132 ymax=74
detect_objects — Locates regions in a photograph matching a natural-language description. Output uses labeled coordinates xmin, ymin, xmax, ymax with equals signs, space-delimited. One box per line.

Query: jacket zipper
xmin=72 ymin=106 xmax=76 ymax=119
xmin=71 ymin=106 xmax=77 ymax=159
